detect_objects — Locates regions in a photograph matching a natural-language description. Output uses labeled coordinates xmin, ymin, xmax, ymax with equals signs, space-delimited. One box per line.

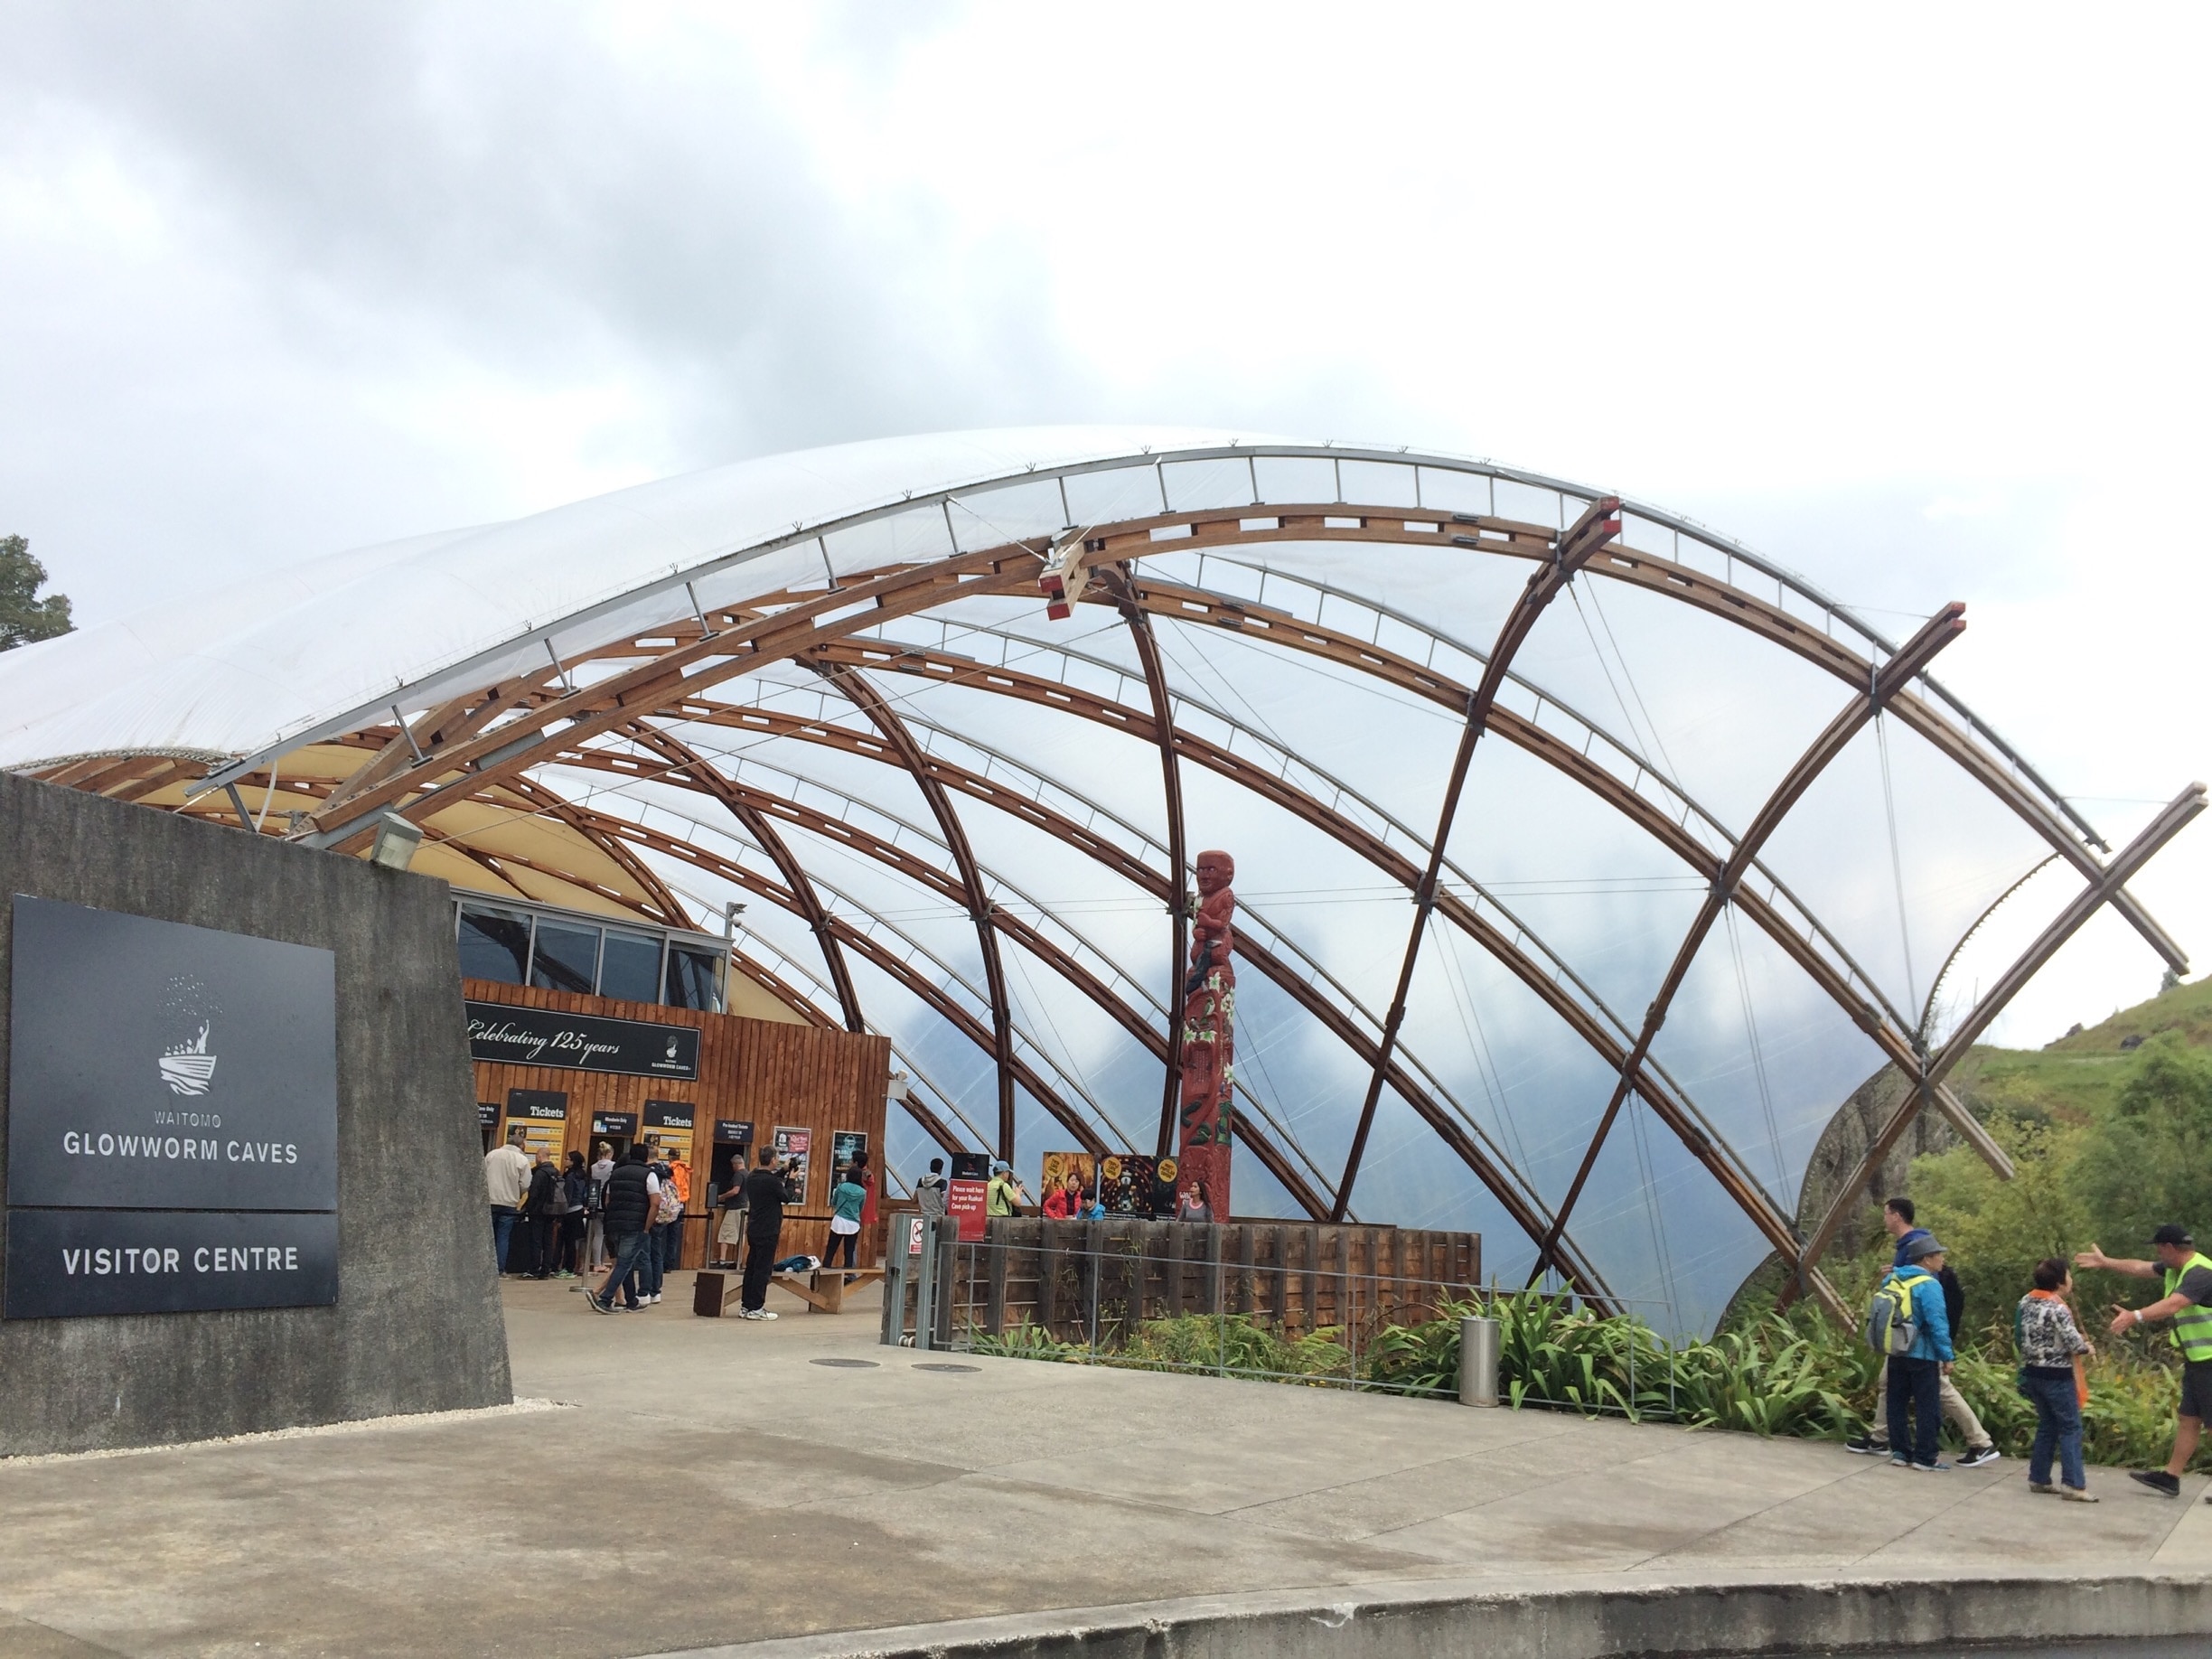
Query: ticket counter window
xmin=598 ymin=931 xmax=661 ymax=1004
xmin=663 ymin=944 xmax=722 ymax=1012
xmin=457 ymin=904 xmax=532 ymax=984
xmin=529 ymin=920 xmax=598 ymax=996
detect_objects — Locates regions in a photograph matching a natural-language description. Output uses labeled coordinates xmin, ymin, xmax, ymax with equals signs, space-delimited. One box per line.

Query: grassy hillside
xmin=1940 ymin=973 xmax=2212 ymax=1129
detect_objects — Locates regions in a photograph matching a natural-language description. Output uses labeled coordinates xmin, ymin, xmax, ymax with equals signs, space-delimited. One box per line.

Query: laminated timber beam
xmin=1786 ymin=783 xmax=2207 ymax=1303
xmin=797 ymin=636 xmax=1816 ymax=1302
xmin=1094 ymin=560 xmax=1192 ymax=1160
xmin=1334 ymin=495 xmax=1620 ymax=1221
xmin=804 ymin=662 xmax=1018 ymax=1159
xmin=1533 ymin=603 xmax=1973 ymax=1285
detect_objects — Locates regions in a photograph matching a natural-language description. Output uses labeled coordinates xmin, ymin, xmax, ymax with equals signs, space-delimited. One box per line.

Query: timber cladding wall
xmin=465 ymin=979 xmax=889 ymax=1266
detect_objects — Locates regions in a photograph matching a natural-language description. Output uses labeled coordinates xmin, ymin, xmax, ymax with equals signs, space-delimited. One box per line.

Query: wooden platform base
xmin=692 ymin=1267 xmax=884 ymax=1316
xmin=773 ymin=1269 xmax=884 ymax=1313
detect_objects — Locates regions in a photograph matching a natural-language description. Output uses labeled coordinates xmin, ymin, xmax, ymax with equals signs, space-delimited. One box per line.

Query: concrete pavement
xmin=0 ymin=1270 xmax=2207 ymax=1656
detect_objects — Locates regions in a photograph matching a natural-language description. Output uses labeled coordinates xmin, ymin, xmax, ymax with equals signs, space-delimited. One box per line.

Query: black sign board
xmin=464 ymin=1000 xmax=698 ymax=1080
xmin=591 ymin=1111 xmax=638 ymax=1138
xmin=713 ymin=1120 xmax=755 ymax=1147
xmin=505 ymin=1090 xmax=568 ymax=1121
xmin=477 ymin=1101 xmax=500 ymax=1128
xmin=4 ymin=1209 xmax=339 ymax=1319
xmin=642 ymin=1101 xmax=693 ymax=1129
xmin=6 ymin=896 xmax=338 ymax=1214
xmin=950 ymin=1152 xmax=990 ymax=1181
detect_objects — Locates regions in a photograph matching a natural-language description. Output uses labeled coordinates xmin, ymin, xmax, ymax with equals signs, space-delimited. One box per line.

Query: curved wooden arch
xmin=621 ymin=723 xmax=867 ymax=1032
xmin=805 ymin=661 xmax=1018 ymax=1158
xmin=566 ymin=724 xmax=1615 ymax=1283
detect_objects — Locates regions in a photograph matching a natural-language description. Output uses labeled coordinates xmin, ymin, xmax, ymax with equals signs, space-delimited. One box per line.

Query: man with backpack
xmin=2076 ymin=1225 xmax=2212 ymax=1497
xmin=1870 ymin=1233 xmax=1958 ymax=1470
xmin=914 ymin=1158 xmax=950 ymax=1219
xmin=643 ymin=1157 xmax=681 ymax=1306
xmin=586 ymin=1146 xmax=660 ymax=1315
xmin=1845 ymin=1197 xmax=2001 ymax=1465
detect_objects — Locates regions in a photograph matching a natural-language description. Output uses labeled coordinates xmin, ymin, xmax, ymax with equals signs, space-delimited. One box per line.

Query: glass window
xmin=598 ymin=931 xmax=661 ymax=1004
xmin=664 ymin=944 xmax=723 ymax=1012
xmin=456 ymin=904 xmax=531 ymax=985
xmin=530 ymin=921 xmax=599 ymax=995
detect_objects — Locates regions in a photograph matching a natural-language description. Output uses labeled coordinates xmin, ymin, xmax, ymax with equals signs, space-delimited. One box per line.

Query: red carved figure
xmin=1176 ymin=849 xmax=1235 ymax=1216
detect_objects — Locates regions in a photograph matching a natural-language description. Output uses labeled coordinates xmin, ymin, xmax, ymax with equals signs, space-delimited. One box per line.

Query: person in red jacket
xmin=1043 ymin=1171 xmax=1084 ymax=1220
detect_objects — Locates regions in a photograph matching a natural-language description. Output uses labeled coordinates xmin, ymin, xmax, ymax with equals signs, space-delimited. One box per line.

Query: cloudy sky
xmin=4 ymin=2 xmax=2206 ymax=1044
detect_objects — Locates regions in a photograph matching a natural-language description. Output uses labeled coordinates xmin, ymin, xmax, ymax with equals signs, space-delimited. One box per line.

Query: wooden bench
xmin=773 ymin=1268 xmax=884 ymax=1314
xmin=693 ymin=1267 xmax=884 ymax=1316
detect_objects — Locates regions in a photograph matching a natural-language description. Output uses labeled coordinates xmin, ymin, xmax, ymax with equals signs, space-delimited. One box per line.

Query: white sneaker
xmin=647 ymin=1293 xmax=660 ymax=1305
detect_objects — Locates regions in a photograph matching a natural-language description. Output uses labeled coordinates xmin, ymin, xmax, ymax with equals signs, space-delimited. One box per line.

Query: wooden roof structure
xmin=5 ymin=429 xmax=2197 ymax=1329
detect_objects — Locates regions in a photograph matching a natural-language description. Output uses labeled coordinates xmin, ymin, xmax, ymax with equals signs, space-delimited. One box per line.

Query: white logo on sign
xmin=159 ymin=1022 xmax=219 ymax=1097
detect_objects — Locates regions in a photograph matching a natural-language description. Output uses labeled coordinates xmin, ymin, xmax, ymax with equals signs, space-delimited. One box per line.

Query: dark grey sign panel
xmin=7 ymin=896 xmax=338 ymax=1213
xmin=713 ymin=1120 xmax=754 ymax=1146
xmin=642 ymin=1101 xmax=692 ymax=1129
xmin=590 ymin=1111 xmax=638 ymax=1137
xmin=464 ymin=1000 xmax=699 ymax=1079
xmin=4 ymin=1209 xmax=339 ymax=1318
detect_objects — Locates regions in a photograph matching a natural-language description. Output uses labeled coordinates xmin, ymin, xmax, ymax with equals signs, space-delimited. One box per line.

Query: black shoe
xmin=1844 ymin=1435 xmax=1889 ymax=1456
xmin=586 ymin=1292 xmax=612 ymax=1315
xmin=2131 ymin=1470 xmax=2181 ymax=1497
xmin=1957 ymin=1445 xmax=2001 ymax=1468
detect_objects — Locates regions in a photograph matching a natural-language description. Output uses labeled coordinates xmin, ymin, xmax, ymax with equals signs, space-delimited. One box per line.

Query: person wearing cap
xmin=1881 ymin=1233 xmax=1957 ymax=1471
xmin=2076 ymin=1225 xmax=2212 ymax=1497
xmin=985 ymin=1161 xmax=1029 ymax=1218
xmin=1846 ymin=1196 xmax=2001 ymax=1465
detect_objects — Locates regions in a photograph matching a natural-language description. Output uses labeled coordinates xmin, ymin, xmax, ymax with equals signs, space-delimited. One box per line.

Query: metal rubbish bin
xmin=1458 ymin=1315 xmax=1499 ymax=1407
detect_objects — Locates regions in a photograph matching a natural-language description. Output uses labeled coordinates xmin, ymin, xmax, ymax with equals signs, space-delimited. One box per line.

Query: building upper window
xmin=664 ymin=944 xmax=722 ymax=1012
xmin=598 ymin=931 xmax=661 ymax=1004
xmin=455 ymin=898 xmax=723 ymax=1012
xmin=530 ymin=920 xmax=599 ymax=996
xmin=456 ymin=904 xmax=532 ymax=985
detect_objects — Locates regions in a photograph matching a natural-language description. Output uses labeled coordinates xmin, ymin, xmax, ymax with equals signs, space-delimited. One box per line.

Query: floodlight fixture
xmin=369 ymin=812 xmax=424 ymax=871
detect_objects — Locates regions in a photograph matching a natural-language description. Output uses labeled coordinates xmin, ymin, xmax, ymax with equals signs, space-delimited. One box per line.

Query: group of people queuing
xmin=483 ymin=1131 xmax=693 ymax=1304
xmin=1857 ymin=1195 xmax=2212 ymax=1505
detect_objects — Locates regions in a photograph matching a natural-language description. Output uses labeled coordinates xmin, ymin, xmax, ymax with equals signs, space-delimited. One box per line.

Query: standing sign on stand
xmin=946 ymin=1179 xmax=988 ymax=1242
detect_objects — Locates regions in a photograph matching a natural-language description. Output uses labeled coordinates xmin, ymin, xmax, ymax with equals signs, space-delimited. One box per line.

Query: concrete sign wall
xmin=0 ymin=772 xmax=511 ymax=1454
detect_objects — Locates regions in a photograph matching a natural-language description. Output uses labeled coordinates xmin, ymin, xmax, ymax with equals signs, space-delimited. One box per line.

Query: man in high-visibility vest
xmin=2076 ymin=1224 xmax=2212 ymax=1497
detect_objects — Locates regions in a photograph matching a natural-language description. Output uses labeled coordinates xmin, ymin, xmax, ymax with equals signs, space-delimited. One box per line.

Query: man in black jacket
xmin=523 ymin=1155 xmax=562 ymax=1280
xmin=586 ymin=1147 xmax=660 ymax=1314
xmin=738 ymin=1146 xmax=789 ymax=1320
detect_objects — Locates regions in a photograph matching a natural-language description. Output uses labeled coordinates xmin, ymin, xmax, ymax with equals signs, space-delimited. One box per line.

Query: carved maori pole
xmin=1175 ymin=848 xmax=1236 ymax=1218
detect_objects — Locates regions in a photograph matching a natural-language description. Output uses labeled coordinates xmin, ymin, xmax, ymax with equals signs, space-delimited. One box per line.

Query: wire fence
xmin=886 ymin=1223 xmax=1691 ymax=1420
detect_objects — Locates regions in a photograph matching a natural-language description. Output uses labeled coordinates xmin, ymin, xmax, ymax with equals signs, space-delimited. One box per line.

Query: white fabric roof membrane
xmin=4 ymin=426 xmax=2182 ymax=1336
xmin=0 ymin=427 xmax=1262 ymax=768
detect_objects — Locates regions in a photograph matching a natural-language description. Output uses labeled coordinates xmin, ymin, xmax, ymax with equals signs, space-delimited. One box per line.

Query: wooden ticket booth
xmin=455 ymin=896 xmax=890 ymax=1271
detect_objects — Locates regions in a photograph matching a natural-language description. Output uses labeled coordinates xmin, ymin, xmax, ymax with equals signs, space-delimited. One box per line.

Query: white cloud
xmin=2 ymin=0 xmax=2204 ymax=1048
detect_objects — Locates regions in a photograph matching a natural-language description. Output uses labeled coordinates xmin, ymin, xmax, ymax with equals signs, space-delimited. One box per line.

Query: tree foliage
xmin=0 ymin=535 xmax=73 ymax=650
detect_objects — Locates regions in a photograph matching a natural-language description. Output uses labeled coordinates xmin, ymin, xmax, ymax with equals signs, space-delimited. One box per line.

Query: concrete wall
xmin=0 ymin=772 xmax=511 ymax=1453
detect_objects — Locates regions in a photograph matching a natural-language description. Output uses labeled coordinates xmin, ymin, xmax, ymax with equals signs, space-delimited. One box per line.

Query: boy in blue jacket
xmin=1885 ymin=1233 xmax=1957 ymax=1470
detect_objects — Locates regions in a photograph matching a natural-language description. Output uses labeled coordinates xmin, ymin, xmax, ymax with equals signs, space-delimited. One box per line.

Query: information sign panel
xmin=6 ymin=896 xmax=338 ymax=1214
xmin=4 ymin=1210 xmax=340 ymax=1319
xmin=946 ymin=1178 xmax=988 ymax=1242
xmin=464 ymin=1000 xmax=698 ymax=1079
